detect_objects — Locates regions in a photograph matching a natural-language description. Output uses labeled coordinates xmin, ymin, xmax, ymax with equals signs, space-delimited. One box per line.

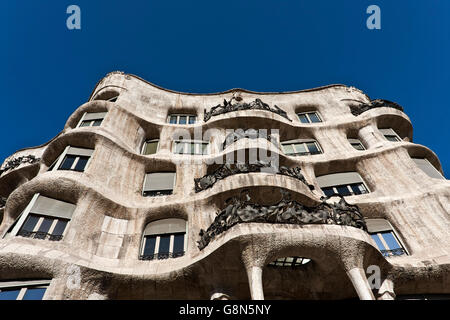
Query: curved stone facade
xmin=0 ymin=71 xmax=448 ymax=300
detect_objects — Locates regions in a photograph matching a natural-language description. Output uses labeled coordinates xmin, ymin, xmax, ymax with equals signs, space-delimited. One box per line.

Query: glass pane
xmin=74 ymin=156 xmax=89 ymax=172
xmin=294 ymin=144 xmax=307 ymax=154
xmin=282 ymin=144 xmax=294 ymax=155
xmin=352 ymin=142 xmax=365 ymax=150
xmin=179 ymin=116 xmax=187 ymax=124
xmin=322 ymin=187 xmax=335 ymax=197
xmin=143 ymin=236 xmax=156 ymax=256
xmin=306 ymin=142 xmax=320 ymax=154
xmin=173 ymin=233 xmax=185 ymax=254
xmin=202 ymin=143 xmax=208 ymax=155
xmin=52 ymin=219 xmax=68 ymax=236
xmin=92 ymin=120 xmax=103 ymax=127
xmin=59 ymin=155 xmax=76 ymax=170
xmin=175 ymin=142 xmax=185 ymax=154
xmin=371 ymin=234 xmax=386 ymax=251
xmin=22 ymin=288 xmax=47 ymax=300
xmin=169 ymin=116 xmax=177 ymax=124
xmin=308 ymin=112 xmax=322 ymax=123
xmin=188 ymin=116 xmax=196 ymax=124
xmin=21 ymin=215 xmax=40 ymax=232
xmin=190 ymin=143 xmax=196 ymax=155
xmin=350 ymin=183 xmax=367 ymax=194
xmin=79 ymin=121 xmax=91 ymax=127
xmin=144 ymin=141 xmax=158 ymax=155
xmin=297 ymin=114 xmax=309 ymax=123
xmin=158 ymin=235 xmax=171 ymax=255
xmin=385 ymin=135 xmax=400 ymax=142
xmin=382 ymin=232 xmax=402 ymax=250
xmin=0 ymin=289 xmax=20 ymax=300
xmin=336 ymin=185 xmax=351 ymax=196
xmin=38 ymin=217 xmax=54 ymax=234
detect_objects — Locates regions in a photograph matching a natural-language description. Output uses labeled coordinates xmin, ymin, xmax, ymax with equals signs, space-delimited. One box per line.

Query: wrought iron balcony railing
xmin=17 ymin=230 xmax=63 ymax=241
xmin=381 ymin=248 xmax=407 ymax=257
xmin=139 ymin=251 xmax=185 ymax=261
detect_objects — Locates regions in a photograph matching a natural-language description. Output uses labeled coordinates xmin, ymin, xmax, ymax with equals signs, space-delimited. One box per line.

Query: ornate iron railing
xmin=197 ymin=189 xmax=367 ymax=250
xmin=17 ymin=230 xmax=63 ymax=241
xmin=349 ymin=99 xmax=404 ymax=116
xmin=381 ymin=248 xmax=406 ymax=257
xmin=194 ymin=162 xmax=314 ymax=193
xmin=204 ymin=98 xmax=291 ymax=122
xmin=139 ymin=251 xmax=185 ymax=261
xmin=0 ymin=155 xmax=40 ymax=175
xmin=222 ymin=129 xmax=274 ymax=150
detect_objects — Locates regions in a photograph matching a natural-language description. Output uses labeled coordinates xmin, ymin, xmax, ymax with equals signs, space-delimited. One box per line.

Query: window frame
xmin=76 ymin=112 xmax=107 ymax=128
xmin=5 ymin=194 xmax=75 ymax=241
xmin=366 ymin=219 xmax=408 ymax=257
xmin=141 ymin=139 xmax=160 ymax=155
xmin=281 ymin=139 xmax=322 ymax=156
xmin=142 ymin=172 xmax=177 ymax=197
xmin=379 ymin=128 xmax=402 ymax=142
xmin=348 ymin=138 xmax=366 ymax=151
xmin=49 ymin=146 xmax=94 ymax=173
xmin=167 ymin=114 xmax=197 ymax=125
xmin=0 ymin=280 xmax=51 ymax=300
xmin=173 ymin=140 xmax=209 ymax=155
xmin=139 ymin=219 xmax=188 ymax=260
xmin=296 ymin=111 xmax=323 ymax=124
xmin=321 ymin=182 xmax=369 ymax=197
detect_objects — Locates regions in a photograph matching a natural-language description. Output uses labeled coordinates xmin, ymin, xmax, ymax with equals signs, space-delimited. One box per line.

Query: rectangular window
xmin=143 ymin=172 xmax=176 ymax=197
xmin=167 ymin=114 xmax=197 ymax=125
xmin=370 ymin=231 xmax=406 ymax=257
xmin=174 ymin=141 xmax=209 ymax=155
xmin=321 ymin=182 xmax=368 ymax=197
xmin=54 ymin=147 xmax=93 ymax=173
xmin=297 ymin=112 xmax=322 ymax=124
xmin=77 ymin=112 xmax=107 ymax=128
xmin=0 ymin=281 xmax=50 ymax=300
xmin=17 ymin=214 xmax=69 ymax=241
xmin=140 ymin=232 xmax=186 ymax=260
xmin=281 ymin=140 xmax=322 ymax=156
xmin=142 ymin=140 xmax=159 ymax=155
xmin=379 ymin=128 xmax=401 ymax=142
xmin=9 ymin=195 xmax=75 ymax=241
xmin=412 ymin=158 xmax=444 ymax=179
xmin=348 ymin=139 xmax=365 ymax=151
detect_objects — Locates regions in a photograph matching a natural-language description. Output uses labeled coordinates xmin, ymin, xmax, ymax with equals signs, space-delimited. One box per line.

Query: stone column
xmin=358 ymin=125 xmax=384 ymax=150
xmin=346 ymin=267 xmax=376 ymax=300
xmin=246 ymin=266 xmax=264 ymax=300
xmin=377 ymin=278 xmax=396 ymax=300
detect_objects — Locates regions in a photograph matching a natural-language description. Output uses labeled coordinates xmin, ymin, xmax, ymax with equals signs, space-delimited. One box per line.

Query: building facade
xmin=0 ymin=71 xmax=448 ymax=300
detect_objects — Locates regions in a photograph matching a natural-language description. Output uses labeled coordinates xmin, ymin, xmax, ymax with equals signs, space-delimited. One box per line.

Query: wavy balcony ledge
xmin=349 ymin=99 xmax=404 ymax=116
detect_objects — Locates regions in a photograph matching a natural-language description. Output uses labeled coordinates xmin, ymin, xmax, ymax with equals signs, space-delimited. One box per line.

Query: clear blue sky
xmin=1 ymin=1 xmax=449 ymax=175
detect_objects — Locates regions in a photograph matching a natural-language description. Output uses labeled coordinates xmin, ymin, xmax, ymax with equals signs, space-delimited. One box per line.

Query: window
xmin=297 ymin=111 xmax=322 ymax=124
xmin=317 ymin=172 xmax=370 ymax=197
xmin=49 ymin=146 xmax=93 ymax=173
xmin=142 ymin=139 xmax=159 ymax=155
xmin=140 ymin=219 xmax=187 ymax=260
xmin=268 ymin=257 xmax=311 ymax=268
xmin=77 ymin=112 xmax=107 ymax=128
xmin=348 ymin=138 xmax=365 ymax=151
xmin=379 ymin=128 xmax=401 ymax=142
xmin=281 ymin=139 xmax=322 ymax=156
xmin=366 ymin=219 xmax=407 ymax=257
xmin=412 ymin=158 xmax=444 ymax=180
xmin=168 ymin=114 xmax=196 ymax=125
xmin=0 ymin=280 xmax=50 ymax=300
xmin=143 ymin=172 xmax=176 ymax=197
xmin=7 ymin=194 xmax=75 ymax=241
xmin=174 ymin=140 xmax=209 ymax=155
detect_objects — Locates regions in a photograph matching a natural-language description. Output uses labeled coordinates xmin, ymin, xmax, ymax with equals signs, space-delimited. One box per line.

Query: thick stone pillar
xmin=358 ymin=125 xmax=384 ymax=150
xmin=346 ymin=267 xmax=376 ymax=300
xmin=377 ymin=278 xmax=396 ymax=300
xmin=246 ymin=266 xmax=264 ymax=300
